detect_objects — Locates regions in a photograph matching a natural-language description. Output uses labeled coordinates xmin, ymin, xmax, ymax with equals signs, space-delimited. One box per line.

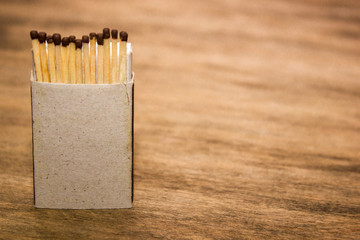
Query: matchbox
xmin=31 ymin=74 xmax=134 ymax=209
xmin=30 ymin=28 xmax=133 ymax=209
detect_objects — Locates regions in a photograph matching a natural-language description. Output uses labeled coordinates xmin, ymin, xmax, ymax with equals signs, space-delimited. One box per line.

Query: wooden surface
xmin=0 ymin=0 xmax=359 ymax=239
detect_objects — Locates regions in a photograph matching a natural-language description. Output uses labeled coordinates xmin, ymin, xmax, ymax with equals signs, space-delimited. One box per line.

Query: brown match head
xmin=30 ymin=30 xmax=38 ymax=40
xmin=89 ymin=32 xmax=96 ymax=40
xmin=82 ymin=35 xmax=89 ymax=43
xmin=103 ymin=28 xmax=110 ymax=39
xmin=38 ymin=32 xmax=47 ymax=43
xmin=96 ymin=33 xmax=103 ymax=45
xmin=47 ymin=35 xmax=54 ymax=44
xmin=120 ymin=31 xmax=128 ymax=41
xmin=53 ymin=33 xmax=61 ymax=45
xmin=111 ymin=29 xmax=118 ymax=39
xmin=62 ymin=37 xmax=69 ymax=47
xmin=69 ymin=35 xmax=76 ymax=43
xmin=75 ymin=39 xmax=82 ymax=49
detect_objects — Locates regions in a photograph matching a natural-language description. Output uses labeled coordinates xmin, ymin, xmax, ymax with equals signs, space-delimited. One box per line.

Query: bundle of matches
xmin=30 ymin=28 xmax=130 ymax=84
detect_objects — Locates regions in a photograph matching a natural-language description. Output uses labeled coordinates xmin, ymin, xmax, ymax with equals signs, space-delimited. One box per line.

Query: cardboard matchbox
xmin=31 ymin=45 xmax=134 ymax=209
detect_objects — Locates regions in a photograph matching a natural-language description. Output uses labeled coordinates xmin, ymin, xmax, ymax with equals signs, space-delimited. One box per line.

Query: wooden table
xmin=0 ymin=0 xmax=359 ymax=239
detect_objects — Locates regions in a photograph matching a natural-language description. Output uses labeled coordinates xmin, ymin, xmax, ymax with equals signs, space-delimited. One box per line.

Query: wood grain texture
xmin=0 ymin=0 xmax=359 ymax=239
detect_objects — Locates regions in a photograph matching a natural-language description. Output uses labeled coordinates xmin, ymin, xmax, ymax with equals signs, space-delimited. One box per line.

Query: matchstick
xmin=127 ymin=43 xmax=132 ymax=81
xmin=30 ymin=30 xmax=42 ymax=82
xmin=96 ymin=33 xmax=104 ymax=84
xmin=111 ymin=29 xmax=118 ymax=84
xmin=103 ymin=28 xmax=110 ymax=84
xmin=119 ymin=31 xmax=128 ymax=84
xmin=53 ymin=33 xmax=62 ymax=83
xmin=75 ymin=39 xmax=83 ymax=84
xmin=69 ymin=35 xmax=76 ymax=84
xmin=61 ymin=37 xmax=70 ymax=83
xmin=89 ymin=32 xmax=96 ymax=84
xmin=38 ymin=32 xmax=49 ymax=82
xmin=82 ymin=35 xmax=90 ymax=84
xmin=47 ymin=35 xmax=56 ymax=83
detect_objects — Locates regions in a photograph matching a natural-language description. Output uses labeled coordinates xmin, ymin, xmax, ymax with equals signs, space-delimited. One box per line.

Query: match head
xmin=103 ymin=28 xmax=110 ymax=39
xmin=96 ymin=33 xmax=104 ymax=45
xmin=47 ymin=35 xmax=53 ymax=44
xmin=69 ymin=35 xmax=76 ymax=43
xmin=62 ymin=37 xmax=69 ymax=47
xmin=120 ymin=31 xmax=128 ymax=41
xmin=89 ymin=32 xmax=96 ymax=40
xmin=53 ymin=33 xmax=62 ymax=45
xmin=30 ymin=30 xmax=38 ymax=40
xmin=111 ymin=29 xmax=118 ymax=39
xmin=38 ymin=32 xmax=47 ymax=43
xmin=75 ymin=39 xmax=82 ymax=49
xmin=82 ymin=35 xmax=89 ymax=43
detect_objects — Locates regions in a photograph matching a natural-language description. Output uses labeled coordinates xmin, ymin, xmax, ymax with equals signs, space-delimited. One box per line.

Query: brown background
xmin=0 ymin=0 xmax=359 ymax=239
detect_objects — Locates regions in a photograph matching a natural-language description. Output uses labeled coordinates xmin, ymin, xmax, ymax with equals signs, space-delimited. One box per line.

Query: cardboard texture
xmin=31 ymin=78 xmax=134 ymax=209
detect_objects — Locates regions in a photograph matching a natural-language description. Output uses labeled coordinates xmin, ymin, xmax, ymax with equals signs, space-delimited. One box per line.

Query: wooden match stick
xmin=61 ymin=37 xmax=69 ymax=83
xmin=111 ymin=29 xmax=118 ymax=84
xmin=119 ymin=31 xmax=128 ymax=84
xmin=53 ymin=33 xmax=62 ymax=83
xmin=69 ymin=35 xmax=76 ymax=84
xmin=96 ymin=33 xmax=104 ymax=84
xmin=30 ymin=30 xmax=42 ymax=82
xmin=47 ymin=35 xmax=56 ymax=83
xmin=75 ymin=39 xmax=83 ymax=84
xmin=82 ymin=35 xmax=90 ymax=84
xmin=89 ymin=32 xmax=96 ymax=84
xmin=38 ymin=32 xmax=49 ymax=82
xmin=103 ymin=28 xmax=110 ymax=84
xmin=127 ymin=43 xmax=132 ymax=81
